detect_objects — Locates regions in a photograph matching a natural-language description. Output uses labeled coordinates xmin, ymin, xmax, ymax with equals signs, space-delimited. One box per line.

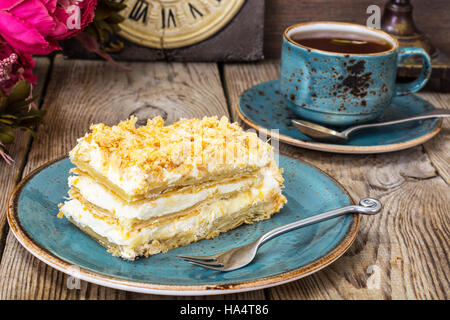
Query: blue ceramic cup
xmin=280 ymin=22 xmax=432 ymax=126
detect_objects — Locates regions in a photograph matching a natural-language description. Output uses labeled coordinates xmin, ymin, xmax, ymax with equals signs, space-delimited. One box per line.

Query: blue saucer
xmin=236 ymin=79 xmax=442 ymax=154
xmin=9 ymin=156 xmax=358 ymax=295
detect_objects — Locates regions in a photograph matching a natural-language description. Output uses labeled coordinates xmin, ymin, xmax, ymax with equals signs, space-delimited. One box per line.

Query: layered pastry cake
xmin=58 ymin=116 xmax=286 ymax=260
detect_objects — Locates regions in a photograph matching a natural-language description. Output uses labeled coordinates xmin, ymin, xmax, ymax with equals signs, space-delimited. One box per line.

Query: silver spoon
xmin=292 ymin=108 xmax=450 ymax=143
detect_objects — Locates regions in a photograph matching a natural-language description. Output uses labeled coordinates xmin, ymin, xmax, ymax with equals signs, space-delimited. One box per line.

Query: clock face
xmin=117 ymin=0 xmax=245 ymax=49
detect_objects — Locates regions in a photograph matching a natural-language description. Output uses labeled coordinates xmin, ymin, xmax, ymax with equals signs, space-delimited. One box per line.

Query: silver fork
xmin=178 ymin=197 xmax=382 ymax=271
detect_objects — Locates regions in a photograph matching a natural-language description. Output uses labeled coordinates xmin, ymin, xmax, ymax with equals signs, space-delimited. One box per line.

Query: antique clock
xmin=62 ymin=0 xmax=264 ymax=61
xmin=119 ymin=0 xmax=245 ymax=49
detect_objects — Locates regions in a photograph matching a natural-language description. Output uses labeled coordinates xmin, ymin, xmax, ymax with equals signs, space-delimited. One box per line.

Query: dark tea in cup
xmin=280 ymin=22 xmax=432 ymax=125
xmin=291 ymin=31 xmax=392 ymax=54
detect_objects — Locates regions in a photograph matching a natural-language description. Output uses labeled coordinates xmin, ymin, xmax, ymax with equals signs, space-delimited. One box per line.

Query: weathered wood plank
xmin=223 ymin=60 xmax=449 ymax=299
xmin=0 ymin=55 xmax=265 ymax=299
xmin=418 ymin=92 xmax=450 ymax=184
xmin=0 ymin=57 xmax=51 ymax=256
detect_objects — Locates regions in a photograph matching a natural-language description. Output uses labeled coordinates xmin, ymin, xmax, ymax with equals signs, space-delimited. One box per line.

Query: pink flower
xmin=56 ymin=0 xmax=97 ymax=39
xmin=0 ymin=0 xmax=97 ymax=55
xmin=0 ymin=38 xmax=36 ymax=96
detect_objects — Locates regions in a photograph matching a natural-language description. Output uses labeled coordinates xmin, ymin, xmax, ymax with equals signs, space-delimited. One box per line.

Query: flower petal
xmin=47 ymin=6 xmax=68 ymax=38
xmin=42 ymin=0 xmax=57 ymax=13
xmin=8 ymin=0 xmax=56 ymax=36
xmin=0 ymin=0 xmax=26 ymax=11
xmin=0 ymin=12 xmax=54 ymax=54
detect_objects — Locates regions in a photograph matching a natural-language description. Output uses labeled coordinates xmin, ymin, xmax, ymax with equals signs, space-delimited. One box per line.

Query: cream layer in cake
xmin=69 ymin=116 xmax=274 ymax=201
xmin=60 ymin=165 xmax=285 ymax=260
xmin=67 ymin=172 xmax=261 ymax=223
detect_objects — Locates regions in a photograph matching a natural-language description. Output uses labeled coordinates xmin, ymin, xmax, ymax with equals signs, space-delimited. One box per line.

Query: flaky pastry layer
xmin=69 ymin=116 xmax=274 ymax=200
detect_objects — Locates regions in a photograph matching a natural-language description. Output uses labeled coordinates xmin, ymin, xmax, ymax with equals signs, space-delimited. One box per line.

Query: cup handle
xmin=395 ymin=47 xmax=432 ymax=96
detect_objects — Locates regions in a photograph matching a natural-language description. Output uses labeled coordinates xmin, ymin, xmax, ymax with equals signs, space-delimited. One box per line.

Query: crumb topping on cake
xmin=70 ymin=116 xmax=274 ymax=196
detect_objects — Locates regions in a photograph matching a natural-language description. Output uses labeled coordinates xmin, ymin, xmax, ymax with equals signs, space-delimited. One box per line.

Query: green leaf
xmin=94 ymin=5 xmax=111 ymax=20
xmin=18 ymin=126 xmax=36 ymax=136
xmin=82 ymin=0 xmax=128 ymax=52
xmin=106 ymin=12 xmax=125 ymax=24
xmin=0 ymin=114 xmax=19 ymax=120
xmin=17 ymin=111 xmax=45 ymax=122
xmin=16 ymin=111 xmax=45 ymax=128
xmin=15 ymin=108 xmax=45 ymax=118
xmin=94 ymin=23 xmax=106 ymax=44
xmin=0 ymin=96 xmax=7 ymax=114
xmin=102 ymin=31 xmax=111 ymax=44
xmin=0 ymin=126 xmax=15 ymax=144
xmin=103 ymin=1 xmax=127 ymax=11
xmin=6 ymin=81 xmax=31 ymax=106
xmin=0 ymin=118 xmax=15 ymax=126
xmin=111 ymin=24 xmax=121 ymax=33
xmin=6 ymin=95 xmax=39 ymax=113
xmin=96 ymin=20 xmax=113 ymax=33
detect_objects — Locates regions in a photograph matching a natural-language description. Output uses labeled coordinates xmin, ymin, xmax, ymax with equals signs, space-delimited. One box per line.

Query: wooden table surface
xmin=0 ymin=55 xmax=448 ymax=300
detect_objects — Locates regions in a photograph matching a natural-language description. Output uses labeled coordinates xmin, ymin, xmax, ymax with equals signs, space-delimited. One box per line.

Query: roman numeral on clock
xmin=129 ymin=0 xmax=148 ymax=23
xmin=189 ymin=3 xmax=203 ymax=19
xmin=161 ymin=8 xmax=177 ymax=28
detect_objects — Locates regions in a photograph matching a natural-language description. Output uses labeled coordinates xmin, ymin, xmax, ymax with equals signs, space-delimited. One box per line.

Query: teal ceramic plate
xmin=9 ymin=156 xmax=359 ymax=295
xmin=236 ymin=79 xmax=442 ymax=154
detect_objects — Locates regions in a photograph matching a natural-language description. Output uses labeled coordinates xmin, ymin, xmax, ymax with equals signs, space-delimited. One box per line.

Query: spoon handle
xmin=343 ymin=108 xmax=450 ymax=136
xmin=256 ymin=198 xmax=382 ymax=246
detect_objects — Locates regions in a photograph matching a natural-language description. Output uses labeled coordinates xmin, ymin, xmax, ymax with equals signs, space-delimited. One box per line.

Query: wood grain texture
xmin=418 ymin=92 xmax=450 ymax=184
xmin=0 ymin=57 xmax=50 ymax=256
xmin=264 ymin=0 xmax=450 ymax=59
xmin=1 ymin=56 xmax=448 ymax=300
xmin=223 ymin=60 xmax=449 ymax=299
xmin=0 ymin=55 xmax=264 ymax=299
